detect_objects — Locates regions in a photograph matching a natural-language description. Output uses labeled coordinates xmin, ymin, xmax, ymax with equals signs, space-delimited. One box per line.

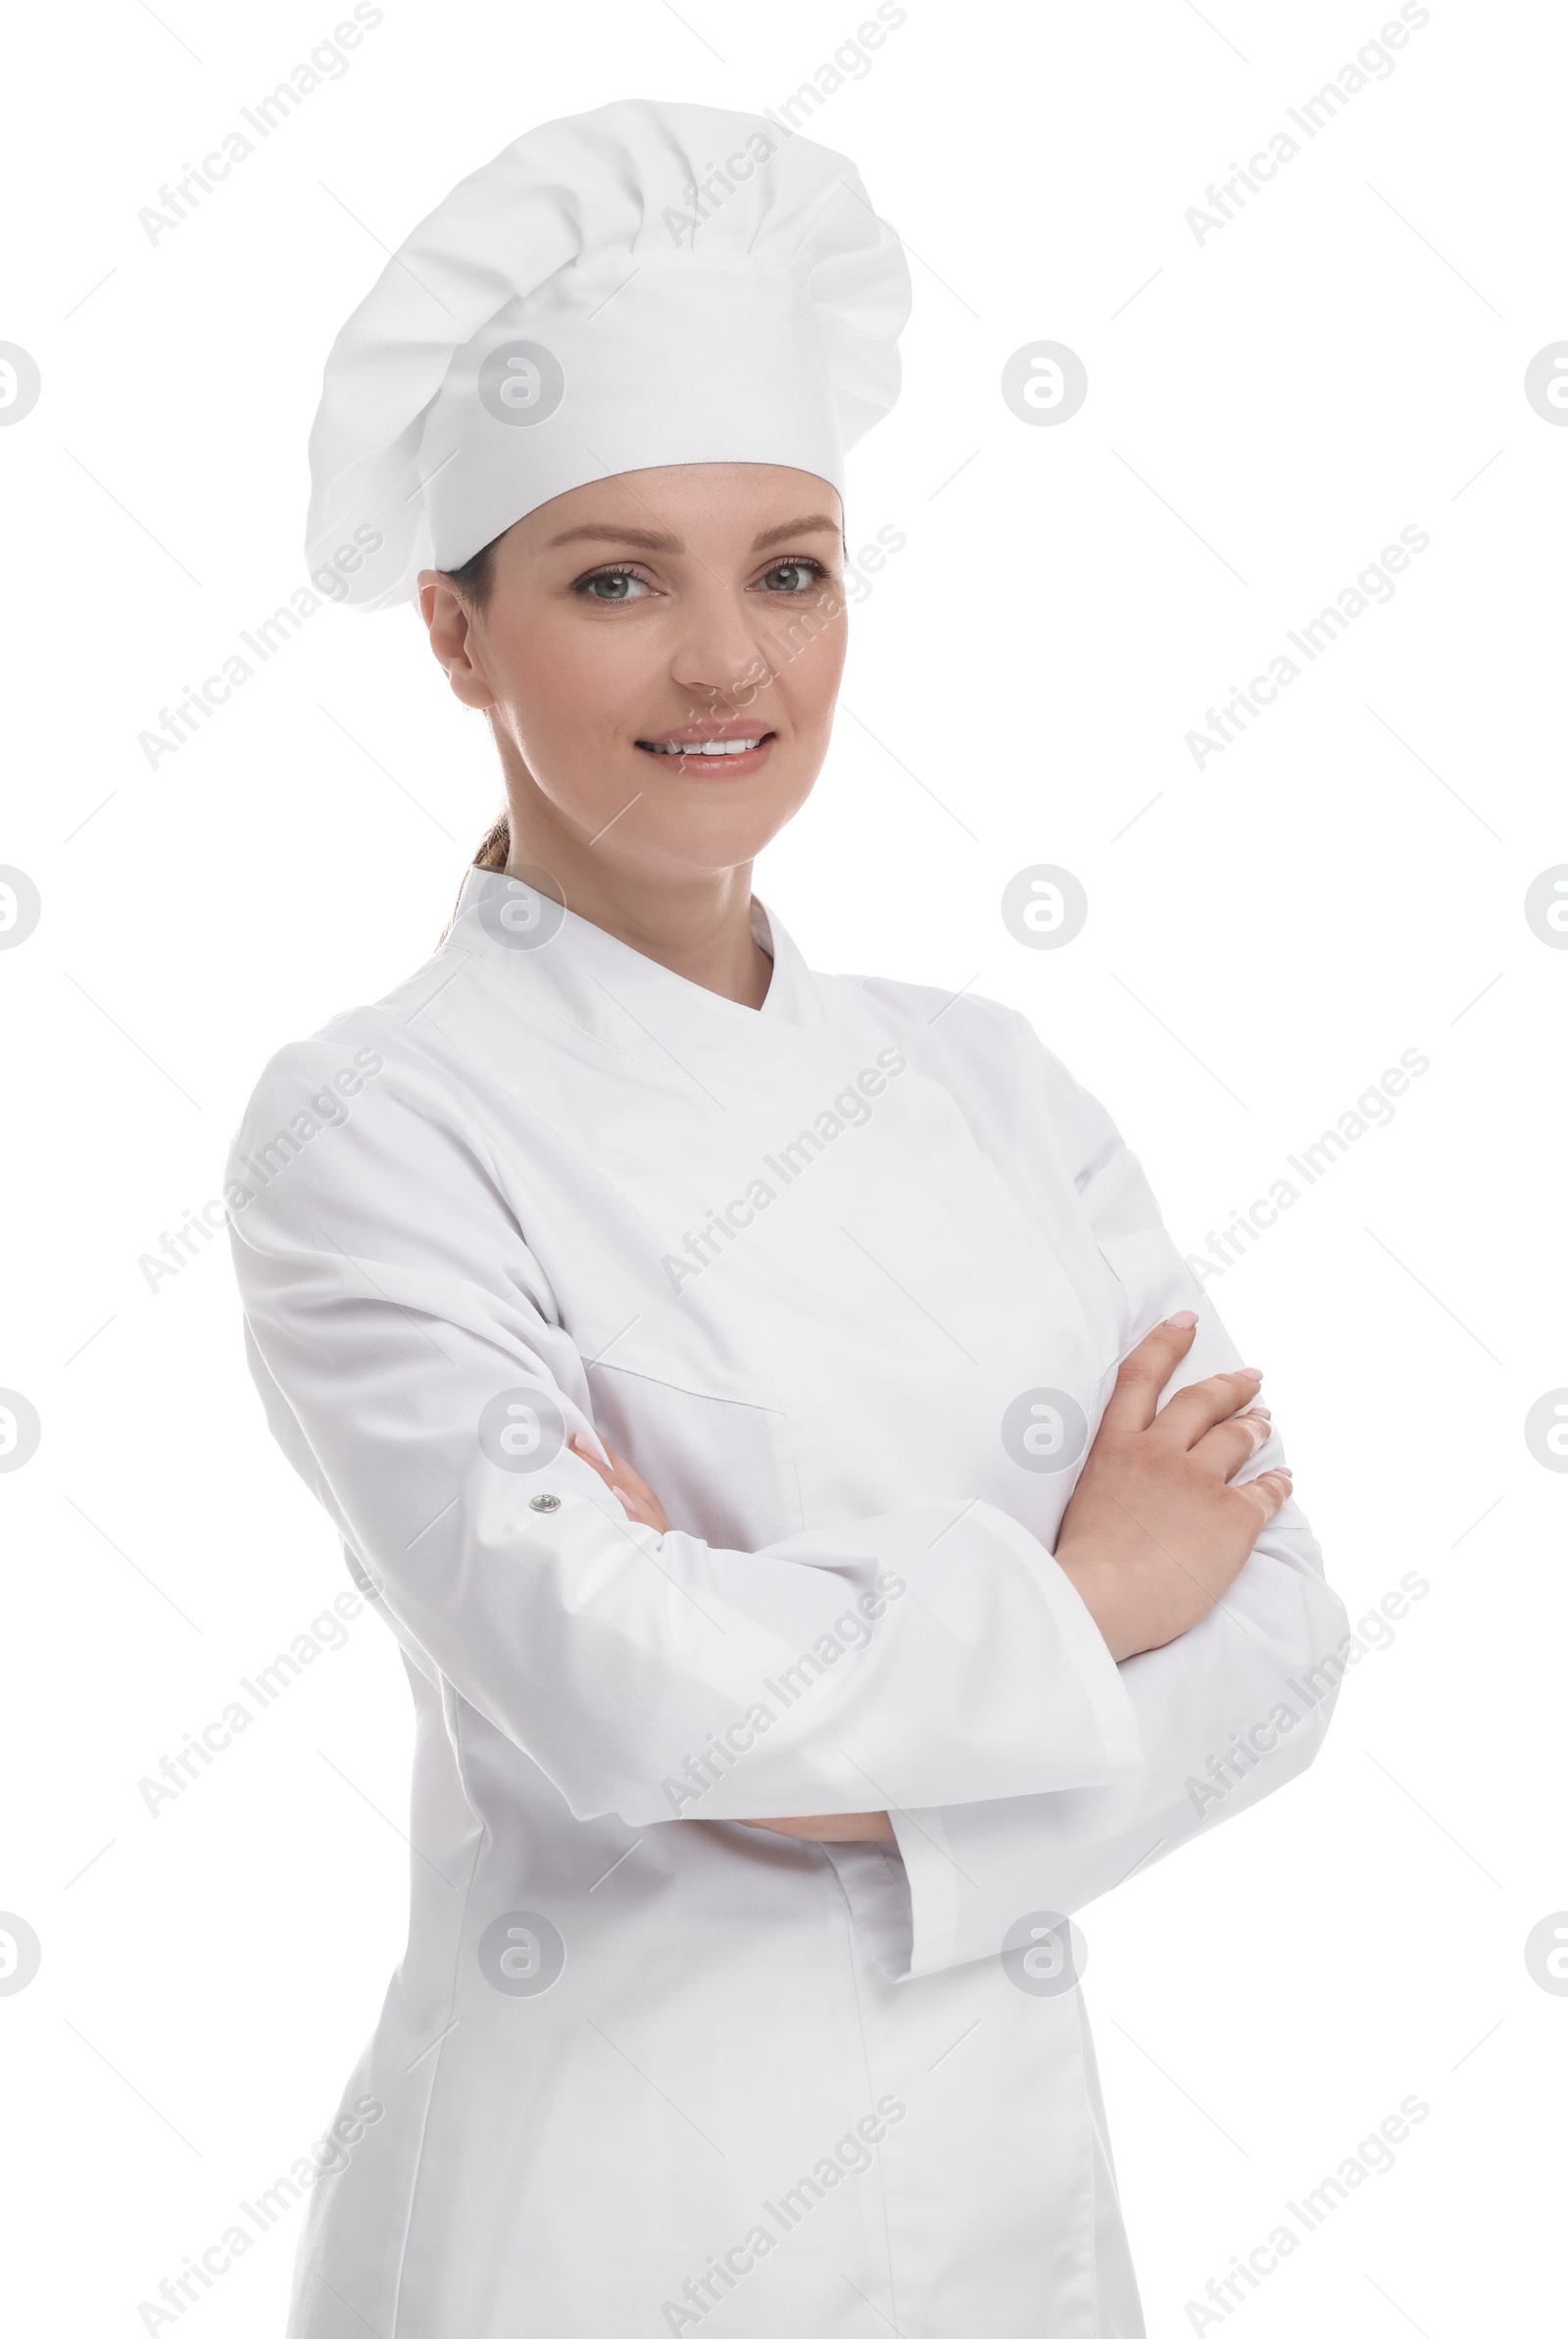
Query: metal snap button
xmin=529 ymin=1492 xmax=562 ymax=1513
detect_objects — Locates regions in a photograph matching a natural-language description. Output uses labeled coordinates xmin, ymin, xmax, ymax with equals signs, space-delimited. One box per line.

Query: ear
xmin=416 ymin=571 xmax=496 ymax=711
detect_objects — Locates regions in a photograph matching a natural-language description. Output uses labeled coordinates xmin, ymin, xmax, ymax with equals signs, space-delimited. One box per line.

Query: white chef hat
xmin=305 ymin=98 xmax=911 ymax=612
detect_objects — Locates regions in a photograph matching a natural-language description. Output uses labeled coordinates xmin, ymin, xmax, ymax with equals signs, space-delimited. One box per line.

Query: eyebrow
xmin=546 ymin=522 xmax=681 ymax=551
xmin=545 ymin=513 xmax=842 ymax=555
xmin=749 ymin=514 xmax=842 ymax=552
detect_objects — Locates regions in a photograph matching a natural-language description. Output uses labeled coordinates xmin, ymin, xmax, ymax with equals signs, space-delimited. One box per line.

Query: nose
xmin=667 ymin=583 xmax=775 ymax=708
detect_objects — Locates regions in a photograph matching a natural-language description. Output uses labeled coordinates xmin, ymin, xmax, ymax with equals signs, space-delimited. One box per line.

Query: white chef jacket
xmin=225 ymin=867 xmax=1348 ymax=2339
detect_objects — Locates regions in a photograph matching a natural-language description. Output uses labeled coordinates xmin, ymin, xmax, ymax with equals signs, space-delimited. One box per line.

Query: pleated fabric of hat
xmin=305 ymin=98 xmax=911 ymax=612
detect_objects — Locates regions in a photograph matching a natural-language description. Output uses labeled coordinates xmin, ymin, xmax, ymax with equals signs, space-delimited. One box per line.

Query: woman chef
xmin=226 ymin=98 xmax=1348 ymax=2339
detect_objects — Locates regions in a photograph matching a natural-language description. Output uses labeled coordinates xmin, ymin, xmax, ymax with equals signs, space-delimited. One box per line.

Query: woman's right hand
xmin=1054 ymin=1312 xmax=1294 ymax=1664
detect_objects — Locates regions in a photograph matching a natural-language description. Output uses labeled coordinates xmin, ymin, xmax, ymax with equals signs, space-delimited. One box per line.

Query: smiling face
xmin=419 ymin=463 xmax=849 ymax=903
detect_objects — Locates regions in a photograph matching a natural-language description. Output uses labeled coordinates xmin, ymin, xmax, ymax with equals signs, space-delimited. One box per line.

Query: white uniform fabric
xmin=304 ymin=99 xmax=911 ymax=610
xmin=225 ymin=870 xmax=1348 ymax=2337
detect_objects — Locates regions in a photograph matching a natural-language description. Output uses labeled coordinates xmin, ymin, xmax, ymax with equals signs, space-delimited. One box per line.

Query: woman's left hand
xmin=739 ymin=1813 xmax=896 ymax=1843
xmin=569 ymin=1430 xmax=894 ymax=1846
xmin=569 ymin=1431 xmax=671 ymax=1530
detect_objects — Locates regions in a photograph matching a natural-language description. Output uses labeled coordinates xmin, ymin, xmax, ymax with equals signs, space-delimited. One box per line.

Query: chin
xmin=631 ymin=782 xmax=811 ymax=858
xmin=633 ymin=822 xmax=785 ymax=875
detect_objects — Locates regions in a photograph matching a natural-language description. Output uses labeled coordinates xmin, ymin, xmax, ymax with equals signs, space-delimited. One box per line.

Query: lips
xmin=640 ymin=736 xmax=768 ymax=757
xmin=634 ymin=723 xmax=777 ymax=772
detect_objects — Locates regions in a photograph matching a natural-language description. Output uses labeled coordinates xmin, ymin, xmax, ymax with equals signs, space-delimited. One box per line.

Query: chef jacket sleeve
xmin=226 ymin=1027 xmax=1143 ymax=1830
xmin=831 ymin=1031 xmax=1351 ymax=1982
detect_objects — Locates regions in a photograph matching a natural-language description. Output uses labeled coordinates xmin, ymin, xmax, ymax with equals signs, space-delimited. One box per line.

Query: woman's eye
xmin=760 ymin=560 xmax=825 ymax=594
xmin=577 ymin=569 xmax=651 ymax=603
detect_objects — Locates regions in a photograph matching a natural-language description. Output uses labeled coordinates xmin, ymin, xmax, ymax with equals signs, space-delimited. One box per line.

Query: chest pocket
xmin=583 ymin=1346 xmax=805 ymax=1554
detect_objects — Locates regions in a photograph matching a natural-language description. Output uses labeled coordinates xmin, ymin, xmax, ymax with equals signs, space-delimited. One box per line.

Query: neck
xmin=501 ymin=771 xmax=772 ymax=1010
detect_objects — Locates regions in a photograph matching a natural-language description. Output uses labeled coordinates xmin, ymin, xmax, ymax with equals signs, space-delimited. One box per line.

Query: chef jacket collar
xmin=447 ymin=865 xmax=835 ymax=1059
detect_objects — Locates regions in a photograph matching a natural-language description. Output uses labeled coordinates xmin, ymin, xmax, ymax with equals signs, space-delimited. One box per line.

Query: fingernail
xmin=1243 ymin=1406 xmax=1271 ymax=1419
xmin=1163 ymin=1309 xmax=1199 ymax=1328
xmin=1238 ymin=1367 xmax=1263 ymax=1381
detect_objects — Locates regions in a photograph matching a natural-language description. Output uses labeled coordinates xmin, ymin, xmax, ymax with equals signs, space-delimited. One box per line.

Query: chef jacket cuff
xmin=828 ymin=1537 xmax=1142 ymax=1983
xmin=828 ymin=1799 xmax=1100 ymax=1985
xmin=886 ymin=1804 xmax=1046 ymax=1980
xmin=996 ymin=1513 xmax=1144 ymax=1765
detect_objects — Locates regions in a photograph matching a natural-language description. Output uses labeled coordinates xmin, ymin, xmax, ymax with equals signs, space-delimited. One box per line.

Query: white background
xmin=2 ymin=1 xmax=1563 ymax=2331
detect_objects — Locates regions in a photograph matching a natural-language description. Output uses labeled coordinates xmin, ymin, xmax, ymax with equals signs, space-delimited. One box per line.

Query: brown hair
xmin=439 ymin=536 xmax=512 ymax=874
xmin=430 ymin=535 xmax=514 ymax=942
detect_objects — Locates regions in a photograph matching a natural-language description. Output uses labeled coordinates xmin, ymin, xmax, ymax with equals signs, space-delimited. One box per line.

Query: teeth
xmin=643 ymin=737 xmax=765 ymax=756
